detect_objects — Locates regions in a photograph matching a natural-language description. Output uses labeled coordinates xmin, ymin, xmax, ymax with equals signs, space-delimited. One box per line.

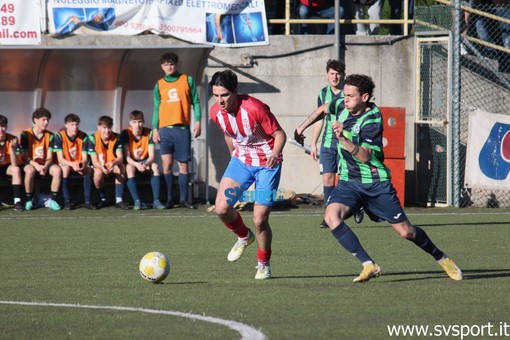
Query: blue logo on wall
xmin=478 ymin=122 xmax=510 ymax=180
xmin=225 ymin=187 xmax=285 ymax=205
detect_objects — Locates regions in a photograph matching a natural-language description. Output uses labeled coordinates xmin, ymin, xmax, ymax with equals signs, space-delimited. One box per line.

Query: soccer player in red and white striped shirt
xmin=210 ymin=70 xmax=286 ymax=280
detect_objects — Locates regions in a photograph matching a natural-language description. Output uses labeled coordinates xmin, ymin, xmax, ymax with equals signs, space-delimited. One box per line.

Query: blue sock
xmin=83 ymin=176 xmax=92 ymax=202
xmin=323 ymin=186 xmax=335 ymax=205
xmin=115 ymin=183 xmax=124 ymax=201
xmin=178 ymin=173 xmax=188 ymax=202
xmin=164 ymin=173 xmax=173 ymax=201
xmin=151 ymin=175 xmax=161 ymax=202
xmin=331 ymin=223 xmax=373 ymax=263
xmin=127 ymin=178 xmax=140 ymax=202
xmin=412 ymin=227 xmax=444 ymax=261
xmin=62 ymin=178 xmax=70 ymax=203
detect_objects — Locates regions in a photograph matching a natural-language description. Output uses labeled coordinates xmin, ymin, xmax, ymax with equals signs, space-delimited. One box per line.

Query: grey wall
xmin=204 ymin=35 xmax=415 ymax=202
xmin=0 ymin=34 xmax=415 ymax=203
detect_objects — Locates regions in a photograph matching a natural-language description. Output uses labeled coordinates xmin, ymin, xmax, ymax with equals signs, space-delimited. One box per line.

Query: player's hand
xmin=73 ymin=162 xmax=83 ymax=172
xmin=266 ymin=155 xmax=277 ymax=169
xmin=332 ymin=121 xmax=344 ymax=140
xmin=294 ymin=129 xmax=305 ymax=146
xmin=311 ymin=145 xmax=319 ymax=161
xmin=193 ymin=121 xmax=201 ymax=138
xmin=136 ymin=163 xmax=146 ymax=172
xmin=37 ymin=164 xmax=47 ymax=176
xmin=152 ymin=129 xmax=160 ymax=144
xmin=104 ymin=163 xmax=113 ymax=174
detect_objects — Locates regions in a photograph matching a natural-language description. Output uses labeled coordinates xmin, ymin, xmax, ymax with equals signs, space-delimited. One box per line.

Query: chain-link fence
xmin=415 ymin=1 xmax=510 ymax=207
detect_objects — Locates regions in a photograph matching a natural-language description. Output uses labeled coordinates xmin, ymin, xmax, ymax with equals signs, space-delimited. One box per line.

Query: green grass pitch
xmin=1 ymin=205 xmax=509 ymax=339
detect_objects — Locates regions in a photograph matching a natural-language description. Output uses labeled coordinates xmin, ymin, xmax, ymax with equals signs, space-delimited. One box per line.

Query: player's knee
xmin=214 ymin=199 xmax=230 ymax=216
xmin=252 ymin=215 xmax=269 ymax=230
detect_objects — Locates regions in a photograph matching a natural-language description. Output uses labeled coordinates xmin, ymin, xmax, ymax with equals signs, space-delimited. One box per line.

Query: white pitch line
xmin=0 ymin=300 xmax=266 ymax=340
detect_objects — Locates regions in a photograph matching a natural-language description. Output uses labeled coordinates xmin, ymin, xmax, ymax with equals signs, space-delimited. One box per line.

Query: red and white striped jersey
xmin=210 ymin=94 xmax=283 ymax=166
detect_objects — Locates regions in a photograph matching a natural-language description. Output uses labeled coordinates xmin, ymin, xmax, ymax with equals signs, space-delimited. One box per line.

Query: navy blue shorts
xmin=319 ymin=145 xmax=339 ymax=174
xmin=0 ymin=164 xmax=9 ymax=177
xmin=327 ymin=180 xmax=407 ymax=224
xmin=159 ymin=126 xmax=191 ymax=162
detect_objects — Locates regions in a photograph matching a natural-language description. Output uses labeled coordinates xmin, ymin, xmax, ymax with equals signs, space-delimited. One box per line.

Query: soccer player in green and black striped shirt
xmin=294 ymin=74 xmax=463 ymax=283
xmin=310 ymin=60 xmax=364 ymax=228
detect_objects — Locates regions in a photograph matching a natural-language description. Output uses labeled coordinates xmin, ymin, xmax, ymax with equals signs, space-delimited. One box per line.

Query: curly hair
xmin=344 ymin=74 xmax=375 ymax=99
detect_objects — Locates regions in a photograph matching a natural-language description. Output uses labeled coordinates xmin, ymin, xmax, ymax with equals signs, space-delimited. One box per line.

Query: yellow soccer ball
xmin=139 ymin=251 xmax=170 ymax=283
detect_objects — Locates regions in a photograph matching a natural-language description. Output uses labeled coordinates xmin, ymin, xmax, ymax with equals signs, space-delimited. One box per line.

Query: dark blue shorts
xmin=319 ymin=145 xmax=339 ymax=174
xmin=0 ymin=164 xmax=10 ymax=177
xmin=223 ymin=157 xmax=282 ymax=206
xmin=159 ymin=126 xmax=191 ymax=162
xmin=327 ymin=180 xmax=407 ymax=224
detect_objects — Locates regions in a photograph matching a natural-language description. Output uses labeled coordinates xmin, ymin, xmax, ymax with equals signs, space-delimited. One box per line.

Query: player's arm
xmin=310 ymin=119 xmax=324 ymax=161
xmin=112 ymin=145 xmax=124 ymax=167
xmin=8 ymin=140 xmax=19 ymax=167
xmin=54 ymin=134 xmax=72 ymax=168
xmin=223 ymin=134 xmax=235 ymax=155
xmin=267 ymin=128 xmax=286 ymax=169
xmin=146 ymin=143 xmax=155 ymax=166
xmin=88 ymin=136 xmax=102 ymax=169
xmin=152 ymin=83 xmax=161 ymax=144
xmin=332 ymin=121 xmax=371 ymax=163
xmin=294 ymin=102 xmax=329 ymax=146
xmin=189 ymin=76 xmax=202 ymax=138
xmin=121 ymin=131 xmax=136 ymax=166
xmin=42 ymin=134 xmax=56 ymax=173
xmin=80 ymin=135 xmax=90 ymax=169
xmin=144 ymin=129 xmax=155 ymax=167
xmin=19 ymin=131 xmax=30 ymax=164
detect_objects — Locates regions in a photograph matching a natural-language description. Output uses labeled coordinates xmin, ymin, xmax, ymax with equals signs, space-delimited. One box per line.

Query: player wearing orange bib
xmin=88 ymin=115 xmax=129 ymax=210
xmin=20 ymin=108 xmax=62 ymax=211
xmin=152 ymin=52 xmax=201 ymax=209
xmin=53 ymin=113 xmax=95 ymax=210
xmin=121 ymin=110 xmax=164 ymax=210
xmin=0 ymin=114 xmax=23 ymax=211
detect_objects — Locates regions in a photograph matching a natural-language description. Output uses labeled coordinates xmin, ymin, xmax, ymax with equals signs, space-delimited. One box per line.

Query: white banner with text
xmin=46 ymin=0 xmax=268 ymax=47
xmin=0 ymin=0 xmax=41 ymax=45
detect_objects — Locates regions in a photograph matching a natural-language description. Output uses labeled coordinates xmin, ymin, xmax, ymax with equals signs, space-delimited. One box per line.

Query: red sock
xmin=225 ymin=213 xmax=249 ymax=238
xmin=257 ymin=248 xmax=272 ymax=265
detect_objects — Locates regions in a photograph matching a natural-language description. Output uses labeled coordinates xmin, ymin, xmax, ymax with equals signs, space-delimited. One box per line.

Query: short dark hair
xmin=160 ymin=52 xmax=179 ymax=64
xmin=326 ymin=59 xmax=346 ymax=74
xmin=97 ymin=115 xmax=114 ymax=128
xmin=65 ymin=113 xmax=80 ymax=124
xmin=209 ymin=70 xmax=238 ymax=93
xmin=344 ymin=74 xmax=375 ymax=99
xmin=32 ymin=107 xmax=52 ymax=123
xmin=0 ymin=114 xmax=8 ymax=127
xmin=129 ymin=110 xmax=144 ymax=121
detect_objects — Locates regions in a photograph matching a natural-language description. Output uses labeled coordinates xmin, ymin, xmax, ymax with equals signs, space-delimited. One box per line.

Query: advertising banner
xmin=465 ymin=109 xmax=510 ymax=189
xmin=47 ymin=0 xmax=269 ymax=47
xmin=0 ymin=0 xmax=41 ymax=45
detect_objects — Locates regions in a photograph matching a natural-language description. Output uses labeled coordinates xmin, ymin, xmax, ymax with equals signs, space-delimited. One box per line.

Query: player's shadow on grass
xmin=379 ymin=269 xmax=510 ymax=282
xmin=359 ymin=221 xmax=509 ymax=229
xmin=157 ymin=281 xmax=208 ymax=285
xmin=416 ymin=222 xmax=509 ymax=227
xmin=271 ymin=273 xmax=358 ymax=280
